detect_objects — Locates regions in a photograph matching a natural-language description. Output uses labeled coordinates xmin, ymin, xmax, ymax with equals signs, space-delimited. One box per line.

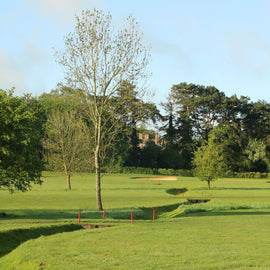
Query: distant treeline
xmin=1 ymin=81 xmax=270 ymax=191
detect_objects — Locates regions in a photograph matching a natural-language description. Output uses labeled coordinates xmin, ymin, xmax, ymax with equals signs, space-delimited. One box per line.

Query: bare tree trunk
xmin=208 ymin=181 xmax=211 ymax=190
xmin=64 ymin=164 xmax=71 ymax=190
xmin=67 ymin=174 xmax=71 ymax=190
xmin=95 ymin=116 xmax=103 ymax=210
xmin=95 ymin=149 xmax=103 ymax=211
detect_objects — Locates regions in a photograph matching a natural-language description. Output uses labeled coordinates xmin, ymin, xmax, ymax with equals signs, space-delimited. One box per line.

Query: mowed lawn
xmin=0 ymin=172 xmax=270 ymax=269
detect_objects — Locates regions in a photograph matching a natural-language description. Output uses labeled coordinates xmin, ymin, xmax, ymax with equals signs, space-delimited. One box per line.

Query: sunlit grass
xmin=0 ymin=172 xmax=270 ymax=269
xmin=1 ymin=215 xmax=270 ymax=270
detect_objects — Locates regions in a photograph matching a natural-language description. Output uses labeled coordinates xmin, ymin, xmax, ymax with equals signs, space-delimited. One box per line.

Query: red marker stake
xmin=78 ymin=211 xmax=81 ymax=224
xmin=202 ymin=191 xmax=204 ymax=197
xmin=182 ymin=193 xmax=185 ymax=199
xmin=210 ymin=194 xmax=213 ymax=199
xmin=179 ymin=190 xmax=181 ymax=196
xmin=103 ymin=209 xmax=106 ymax=219
xmin=153 ymin=210 xmax=156 ymax=221
xmin=131 ymin=212 xmax=133 ymax=224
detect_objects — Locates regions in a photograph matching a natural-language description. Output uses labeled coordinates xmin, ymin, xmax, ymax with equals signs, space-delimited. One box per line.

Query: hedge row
xmin=230 ymin=172 xmax=268 ymax=179
xmin=47 ymin=165 xmax=268 ymax=179
xmin=119 ymin=167 xmax=194 ymax=177
xmin=119 ymin=167 xmax=268 ymax=179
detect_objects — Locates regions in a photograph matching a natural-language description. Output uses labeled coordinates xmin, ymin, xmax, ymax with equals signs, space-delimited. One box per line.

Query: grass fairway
xmin=0 ymin=172 xmax=270 ymax=269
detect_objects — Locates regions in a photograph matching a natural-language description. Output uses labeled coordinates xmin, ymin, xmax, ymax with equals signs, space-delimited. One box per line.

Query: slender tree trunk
xmin=95 ymin=149 xmax=103 ymax=211
xmin=67 ymin=174 xmax=71 ymax=190
xmin=64 ymin=164 xmax=71 ymax=190
xmin=207 ymin=181 xmax=211 ymax=190
xmin=95 ymin=117 xmax=103 ymax=211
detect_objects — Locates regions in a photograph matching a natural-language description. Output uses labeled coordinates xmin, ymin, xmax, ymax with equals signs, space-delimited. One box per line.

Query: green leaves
xmin=0 ymin=90 xmax=45 ymax=192
xmin=42 ymin=109 xmax=90 ymax=172
xmin=171 ymin=83 xmax=226 ymax=140
xmin=193 ymin=132 xmax=227 ymax=189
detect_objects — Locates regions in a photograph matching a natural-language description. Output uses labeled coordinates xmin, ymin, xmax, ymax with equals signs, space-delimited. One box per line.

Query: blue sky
xmin=1 ymin=0 xmax=270 ymax=104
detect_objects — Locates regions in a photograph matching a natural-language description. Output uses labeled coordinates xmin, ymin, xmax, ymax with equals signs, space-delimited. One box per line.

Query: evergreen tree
xmin=125 ymin=127 xmax=141 ymax=167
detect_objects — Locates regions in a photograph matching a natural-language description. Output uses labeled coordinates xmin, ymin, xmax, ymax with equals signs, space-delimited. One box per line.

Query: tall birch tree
xmin=55 ymin=9 xmax=151 ymax=210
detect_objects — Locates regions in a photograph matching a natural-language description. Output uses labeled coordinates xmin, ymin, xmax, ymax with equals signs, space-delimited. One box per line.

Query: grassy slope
xmin=1 ymin=215 xmax=270 ymax=270
xmin=0 ymin=172 xmax=270 ymax=269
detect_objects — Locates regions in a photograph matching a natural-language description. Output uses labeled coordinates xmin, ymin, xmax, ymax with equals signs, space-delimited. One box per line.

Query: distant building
xmin=138 ymin=132 xmax=163 ymax=149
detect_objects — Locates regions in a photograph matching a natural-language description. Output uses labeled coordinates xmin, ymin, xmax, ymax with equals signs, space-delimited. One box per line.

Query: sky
xmin=1 ymin=0 xmax=270 ymax=104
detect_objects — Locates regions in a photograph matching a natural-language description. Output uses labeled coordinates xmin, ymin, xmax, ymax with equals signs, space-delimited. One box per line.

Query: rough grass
xmin=0 ymin=172 xmax=270 ymax=269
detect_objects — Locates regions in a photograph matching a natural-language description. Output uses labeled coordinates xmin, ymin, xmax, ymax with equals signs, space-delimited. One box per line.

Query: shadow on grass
xmin=140 ymin=203 xmax=186 ymax=220
xmin=166 ymin=188 xmax=188 ymax=195
xmin=0 ymin=210 xmax=119 ymax=221
xmin=0 ymin=208 xmax=148 ymax=221
xmin=193 ymin=187 xmax=270 ymax=191
xmin=0 ymin=210 xmax=84 ymax=220
xmin=0 ymin=204 xmax=187 ymax=221
xmin=185 ymin=210 xmax=270 ymax=217
xmin=0 ymin=224 xmax=82 ymax=258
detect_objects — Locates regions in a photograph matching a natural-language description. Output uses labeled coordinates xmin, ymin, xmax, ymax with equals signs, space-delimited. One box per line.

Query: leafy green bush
xmin=121 ymin=167 xmax=194 ymax=176
xmin=230 ymin=172 xmax=268 ymax=179
xmin=175 ymin=169 xmax=194 ymax=177
xmin=121 ymin=167 xmax=155 ymax=175
xmin=225 ymin=170 xmax=235 ymax=177
xmin=158 ymin=168 xmax=173 ymax=175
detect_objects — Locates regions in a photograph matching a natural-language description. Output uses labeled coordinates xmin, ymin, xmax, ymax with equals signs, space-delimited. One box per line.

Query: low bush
xmin=225 ymin=171 xmax=268 ymax=179
xmin=121 ymin=167 xmax=155 ymax=175
xmin=121 ymin=167 xmax=194 ymax=176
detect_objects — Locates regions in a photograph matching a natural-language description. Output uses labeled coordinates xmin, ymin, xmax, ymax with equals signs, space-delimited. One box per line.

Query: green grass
xmin=0 ymin=224 xmax=82 ymax=257
xmin=1 ymin=215 xmax=270 ymax=269
xmin=0 ymin=172 xmax=270 ymax=269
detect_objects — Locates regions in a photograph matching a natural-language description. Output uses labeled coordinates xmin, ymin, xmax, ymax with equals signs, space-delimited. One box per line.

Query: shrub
xmin=122 ymin=167 xmax=155 ymax=175
xmin=176 ymin=169 xmax=194 ymax=177
xmin=121 ymin=167 xmax=194 ymax=176
xmin=233 ymin=172 xmax=268 ymax=179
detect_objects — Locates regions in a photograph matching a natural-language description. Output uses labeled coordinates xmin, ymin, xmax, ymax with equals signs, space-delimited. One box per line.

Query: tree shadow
xmin=184 ymin=210 xmax=270 ymax=218
xmin=140 ymin=203 xmax=187 ymax=220
xmin=203 ymin=187 xmax=270 ymax=191
xmin=0 ymin=208 xmax=147 ymax=221
xmin=166 ymin=188 xmax=188 ymax=195
xmin=0 ymin=209 xmax=102 ymax=220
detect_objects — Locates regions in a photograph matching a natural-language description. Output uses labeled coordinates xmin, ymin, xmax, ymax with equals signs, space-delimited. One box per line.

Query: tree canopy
xmin=42 ymin=109 xmax=89 ymax=190
xmin=192 ymin=130 xmax=227 ymax=189
xmin=0 ymin=89 xmax=45 ymax=192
